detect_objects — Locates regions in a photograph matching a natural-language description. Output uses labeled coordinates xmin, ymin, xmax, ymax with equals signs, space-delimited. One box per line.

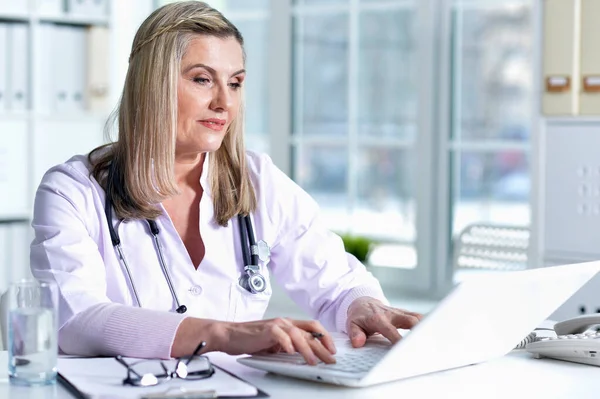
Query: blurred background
xmin=1 ymin=0 xmax=598 ymax=320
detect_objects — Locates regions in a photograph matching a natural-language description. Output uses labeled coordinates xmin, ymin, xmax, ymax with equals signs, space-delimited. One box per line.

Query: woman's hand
xmin=215 ymin=318 xmax=337 ymax=365
xmin=346 ymin=297 xmax=423 ymax=348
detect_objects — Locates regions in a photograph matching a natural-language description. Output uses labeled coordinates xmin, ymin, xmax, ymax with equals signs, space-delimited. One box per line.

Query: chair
xmin=452 ymin=223 xmax=530 ymax=271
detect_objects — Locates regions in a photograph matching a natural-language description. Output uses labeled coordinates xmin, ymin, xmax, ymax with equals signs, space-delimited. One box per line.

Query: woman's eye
xmin=229 ymin=82 xmax=242 ymax=90
xmin=193 ymin=77 xmax=210 ymax=85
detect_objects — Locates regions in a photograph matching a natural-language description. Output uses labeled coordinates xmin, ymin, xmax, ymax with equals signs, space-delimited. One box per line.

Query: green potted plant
xmin=338 ymin=233 xmax=374 ymax=264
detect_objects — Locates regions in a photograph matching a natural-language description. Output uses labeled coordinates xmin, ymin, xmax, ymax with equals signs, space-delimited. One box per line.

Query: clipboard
xmin=57 ymin=357 xmax=269 ymax=399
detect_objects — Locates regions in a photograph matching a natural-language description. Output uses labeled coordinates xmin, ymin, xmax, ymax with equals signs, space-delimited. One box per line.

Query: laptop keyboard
xmin=250 ymin=339 xmax=390 ymax=374
xmin=318 ymin=346 xmax=388 ymax=373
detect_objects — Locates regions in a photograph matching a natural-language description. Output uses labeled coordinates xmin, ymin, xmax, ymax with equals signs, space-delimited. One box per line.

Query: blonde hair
xmin=90 ymin=1 xmax=256 ymax=227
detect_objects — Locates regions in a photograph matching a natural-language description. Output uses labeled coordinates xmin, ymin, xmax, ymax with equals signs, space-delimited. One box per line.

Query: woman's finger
xmin=291 ymin=319 xmax=336 ymax=355
xmin=348 ymin=323 xmax=367 ymax=348
xmin=307 ymin=332 xmax=336 ymax=364
xmin=398 ymin=309 xmax=424 ymax=322
xmin=270 ymin=324 xmax=295 ymax=354
xmin=374 ymin=320 xmax=403 ymax=344
xmin=286 ymin=327 xmax=320 ymax=365
xmin=389 ymin=311 xmax=421 ymax=329
xmin=362 ymin=313 xmax=402 ymax=344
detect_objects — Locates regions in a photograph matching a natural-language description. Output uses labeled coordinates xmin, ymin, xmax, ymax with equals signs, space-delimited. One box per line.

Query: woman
xmin=30 ymin=1 xmax=421 ymax=364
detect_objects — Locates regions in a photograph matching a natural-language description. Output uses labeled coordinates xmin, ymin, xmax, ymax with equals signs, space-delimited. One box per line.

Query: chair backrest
xmin=0 ymin=289 xmax=8 ymax=350
xmin=452 ymin=223 xmax=530 ymax=271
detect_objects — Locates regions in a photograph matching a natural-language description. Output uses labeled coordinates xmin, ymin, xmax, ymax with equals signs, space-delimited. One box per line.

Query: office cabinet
xmin=543 ymin=121 xmax=600 ymax=259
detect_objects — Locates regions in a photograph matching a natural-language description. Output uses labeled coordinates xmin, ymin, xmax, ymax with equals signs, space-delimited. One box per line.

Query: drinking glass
xmin=7 ymin=279 xmax=58 ymax=386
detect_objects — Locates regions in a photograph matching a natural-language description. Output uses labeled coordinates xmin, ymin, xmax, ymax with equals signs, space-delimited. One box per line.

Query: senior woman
xmin=30 ymin=1 xmax=422 ymax=364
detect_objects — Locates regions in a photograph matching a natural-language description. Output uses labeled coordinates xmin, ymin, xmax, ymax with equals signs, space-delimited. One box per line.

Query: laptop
xmin=238 ymin=261 xmax=600 ymax=387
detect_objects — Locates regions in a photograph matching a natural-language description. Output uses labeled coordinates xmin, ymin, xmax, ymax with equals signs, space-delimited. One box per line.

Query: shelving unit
xmin=0 ymin=0 xmax=112 ymax=291
xmin=0 ymin=0 xmax=112 ymax=221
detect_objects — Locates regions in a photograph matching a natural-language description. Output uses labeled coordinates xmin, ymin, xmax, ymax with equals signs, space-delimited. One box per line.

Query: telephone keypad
xmin=543 ymin=331 xmax=600 ymax=341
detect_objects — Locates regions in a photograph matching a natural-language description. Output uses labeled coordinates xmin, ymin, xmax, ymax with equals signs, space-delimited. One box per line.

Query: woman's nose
xmin=210 ymin=83 xmax=233 ymax=111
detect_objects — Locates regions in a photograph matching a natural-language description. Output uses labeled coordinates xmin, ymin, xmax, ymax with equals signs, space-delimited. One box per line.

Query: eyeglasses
xmin=115 ymin=342 xmax=215 ymax=387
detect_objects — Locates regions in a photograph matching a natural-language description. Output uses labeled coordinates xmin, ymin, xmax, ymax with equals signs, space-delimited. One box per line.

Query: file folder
xmin=34 ymin=23 xmax=56 ymax=113
xmin=0 ymin=121 xmax=29 ymax=219
xmin=86 ymin=25 xmax=110 ymax=113
xmin=579 ymin=0 xmax=600 ymax=115
xmin=542 ymin=0 xmax=578 ymax=115
xmin=53 ymin=25 xmax=71 ymax=112
xmin=65 ymin=0 xmax=92 ymax=16
xmin=36 ymin=0 xmax=63 ymax=18
xmin=88 ymin=0 xmax=108 ymax=17
xmin=0 ymin=0 xmax=28 ymax=14
xmin=70 ymin=26 xmax=87 ymax=112
xmin=7 ymin=23 xmax=29 ymax=112
xmin=0 ymin=23 xmax=7 ymax=113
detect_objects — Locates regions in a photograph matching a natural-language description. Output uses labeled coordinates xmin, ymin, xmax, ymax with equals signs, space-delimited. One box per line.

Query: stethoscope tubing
xmin=148 ymin=220 xmax=186 ymax=313
xmin=104 ymin=194 xmax=264 ymax=314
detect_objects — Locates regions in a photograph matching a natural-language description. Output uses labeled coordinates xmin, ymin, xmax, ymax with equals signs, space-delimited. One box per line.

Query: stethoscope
xmin=104 ymin=196 xmax=269 ymax=315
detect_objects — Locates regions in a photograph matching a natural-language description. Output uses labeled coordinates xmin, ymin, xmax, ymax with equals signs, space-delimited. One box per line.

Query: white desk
xmin=0 ymin=350 xmax=597 ymax=399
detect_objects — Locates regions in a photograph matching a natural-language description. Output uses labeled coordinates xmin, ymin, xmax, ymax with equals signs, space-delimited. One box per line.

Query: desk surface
xmin=0 ymin=350 xmax=597 ymax=399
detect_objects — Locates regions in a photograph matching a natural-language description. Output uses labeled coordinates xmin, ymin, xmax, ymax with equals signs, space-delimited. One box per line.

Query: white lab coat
xmin=30 ymin=150 xmax=387 ymax=357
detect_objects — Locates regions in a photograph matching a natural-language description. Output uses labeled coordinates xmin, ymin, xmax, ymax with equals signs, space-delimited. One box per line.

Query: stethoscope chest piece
xmin=239 ymin=264 xmax=267 ymax=294
xmin=238 ymin=215 xmax=270 ymax=294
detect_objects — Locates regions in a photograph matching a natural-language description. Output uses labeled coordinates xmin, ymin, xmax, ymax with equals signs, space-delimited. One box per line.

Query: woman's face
xmin=176 ymin=35 xmax=245 ymax=157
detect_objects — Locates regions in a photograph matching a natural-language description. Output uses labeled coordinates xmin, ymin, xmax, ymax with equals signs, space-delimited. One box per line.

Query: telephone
xmin=521 ymin=314 xmax=600 ymax=367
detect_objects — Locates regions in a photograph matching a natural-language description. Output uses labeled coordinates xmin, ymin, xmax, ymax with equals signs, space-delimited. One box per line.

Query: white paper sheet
xmin=58 ymin=356 xmax=258 ymax=398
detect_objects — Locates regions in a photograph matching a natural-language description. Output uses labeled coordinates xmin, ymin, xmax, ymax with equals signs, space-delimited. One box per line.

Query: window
xmin=449 ymin=1 xmax=533 ymax=238
xmin=289 ymin=0 xmax=535 ymax=295
xmin=291 ymin=0 xmax=422 ymax=276
xmin=287 ymin=0 xmax=439 ymax=295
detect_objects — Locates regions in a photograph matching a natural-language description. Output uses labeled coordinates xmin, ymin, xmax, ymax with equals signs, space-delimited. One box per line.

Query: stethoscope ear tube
xmin=147 ymin=219 xmax=187 ymax=314
xmin=244 ymin=215 xmax=259 ymax=266
xmin=238 ymin=214 xmax=251 ymax=266
xmin=104 ymin=163 xmax=187 ymax=313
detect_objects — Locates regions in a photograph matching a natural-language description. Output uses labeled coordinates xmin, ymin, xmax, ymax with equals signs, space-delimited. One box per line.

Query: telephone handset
xmin=523 ymin=314 xmax=600 ymax=367
xmin=553 ymin=314 xmax=600 ymax=335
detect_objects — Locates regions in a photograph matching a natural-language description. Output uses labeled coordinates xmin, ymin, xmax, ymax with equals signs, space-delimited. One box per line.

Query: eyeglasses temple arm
xmin=115 ymin=356 xmax=143 ymax=378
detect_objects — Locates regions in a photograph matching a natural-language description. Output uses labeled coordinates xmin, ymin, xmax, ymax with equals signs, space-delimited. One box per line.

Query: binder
xmin=34 ymin=23 xmax=56 ymax=113
xmin=70 ymin=26 xmax=87 ymax=112
xmin=0 ymin=121 xmax=29 ymax=219
xmin=0 ymin=0 xmax=28 ymax=14
xmin=86 ymin=25 xmax=110 ymax=113
xmin=88 ymin=0 xmax=108 ymax=17
xmin=6 ymin=23 xmax=29 ymax=112
xmin=36 ymin=0 xmax=63 ymax=18
xmin=65 ymin=0 xmax=92 ymax=16
xmin=53 ymin=25 xmax=72 ymax=112
xmin=542 ymin=0 xmax=578 ymax=115
xmin=0 ymin=23 xmax=7 ymax=113
xmin=579 ymin=0 xmax=600 ymax=115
